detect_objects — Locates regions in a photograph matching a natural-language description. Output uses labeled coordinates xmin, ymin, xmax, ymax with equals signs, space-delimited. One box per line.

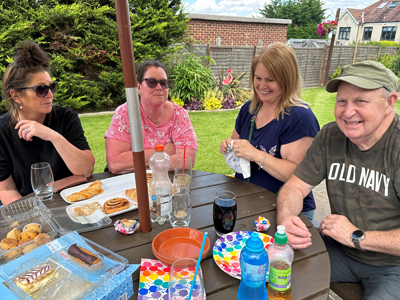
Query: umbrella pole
xmin=115 ymin=0 xmax=151 ymax=233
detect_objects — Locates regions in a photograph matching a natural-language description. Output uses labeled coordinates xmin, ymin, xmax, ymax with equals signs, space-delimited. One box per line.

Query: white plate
xmin=61 ymin=171 xmax=152 ymax=203
xmin=66 ymin=190 xmax=139 ymax=219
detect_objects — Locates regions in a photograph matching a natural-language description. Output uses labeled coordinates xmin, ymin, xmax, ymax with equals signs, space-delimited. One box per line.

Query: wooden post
xmin=253 ymin=45 xmax=257 ymax=57
xmin=206 ymin=44 xmax=211 ymax=68
xmin=378 ymin=46 xmax=382 ymax=59
xmin=318 ymin=44 xmax=328 ymax=86
xmin=353 ymin=44 xmax=358 ymax=63
xmin=323 ymin=8 xmax=341 ymax=86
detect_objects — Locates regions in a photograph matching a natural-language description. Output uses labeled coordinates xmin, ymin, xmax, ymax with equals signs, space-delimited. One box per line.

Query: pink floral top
xmin=104 ymin=102 xmax=197 ymax=150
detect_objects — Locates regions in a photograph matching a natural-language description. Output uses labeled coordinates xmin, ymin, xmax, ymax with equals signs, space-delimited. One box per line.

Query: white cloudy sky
xmin=183 ymin=0 xmax=378 ymax=19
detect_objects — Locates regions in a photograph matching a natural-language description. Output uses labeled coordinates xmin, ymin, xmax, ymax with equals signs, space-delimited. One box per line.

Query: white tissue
xmin=224 ymin=140 xmax=251 ymax=179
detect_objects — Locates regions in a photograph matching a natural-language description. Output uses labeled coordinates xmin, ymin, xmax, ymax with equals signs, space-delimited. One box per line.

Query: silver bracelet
xmin=258 ymin=152 xmax=268 ymax=170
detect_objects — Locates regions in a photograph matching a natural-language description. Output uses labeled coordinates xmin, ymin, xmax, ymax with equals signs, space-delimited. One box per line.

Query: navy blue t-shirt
xmin=235 ymin=101 xmax=320 ymax=212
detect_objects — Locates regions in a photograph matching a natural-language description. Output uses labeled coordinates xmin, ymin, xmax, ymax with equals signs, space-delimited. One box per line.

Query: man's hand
xmin=280 ymin=215 xmax=312 ymax=249
xmin=319 ymin=214 xmax=358 ymax=248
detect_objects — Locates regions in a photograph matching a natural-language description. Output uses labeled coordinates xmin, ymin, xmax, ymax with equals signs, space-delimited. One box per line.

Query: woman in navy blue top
xmin=220 ymin=43 xmax=320 ymax=220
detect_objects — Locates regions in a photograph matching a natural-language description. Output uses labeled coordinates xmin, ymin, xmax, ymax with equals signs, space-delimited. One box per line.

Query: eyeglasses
xmin=143 ymin=78 xmax=170 ymax=89
xmin=20 ymin=82 xmax=58 ymax=97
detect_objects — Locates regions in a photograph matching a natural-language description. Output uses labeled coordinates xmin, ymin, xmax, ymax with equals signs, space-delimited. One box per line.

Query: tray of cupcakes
xmin=0 ymin=231 xmax=128 ymax=300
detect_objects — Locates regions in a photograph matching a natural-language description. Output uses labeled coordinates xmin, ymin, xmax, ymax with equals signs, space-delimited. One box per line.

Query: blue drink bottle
xmin=238 ymin=232 xmax=269 ymax=300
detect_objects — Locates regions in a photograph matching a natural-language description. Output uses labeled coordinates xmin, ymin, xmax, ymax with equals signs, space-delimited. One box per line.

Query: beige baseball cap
xmin=326 ymin=60 xmax=399 ymax=93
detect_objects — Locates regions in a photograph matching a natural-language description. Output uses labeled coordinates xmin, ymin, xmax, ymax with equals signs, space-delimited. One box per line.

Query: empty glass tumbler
xmin=30 ymin=162 xmax=54 ymax=201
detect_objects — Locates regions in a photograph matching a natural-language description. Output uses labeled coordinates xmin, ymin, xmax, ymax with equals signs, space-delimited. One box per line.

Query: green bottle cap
xmin=274 ymin=225 xmax=287 ymax=244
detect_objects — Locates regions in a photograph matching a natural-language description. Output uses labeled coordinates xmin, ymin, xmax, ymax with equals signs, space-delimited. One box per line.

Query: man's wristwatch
xmin=351 ymin=230 xmax=366 ymax=251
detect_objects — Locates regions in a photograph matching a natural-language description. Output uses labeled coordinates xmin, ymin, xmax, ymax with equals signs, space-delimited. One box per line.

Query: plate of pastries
xmin=64 ymin=171 xmax=153 ymax=219
xmin=61 ymin=171 xmax=152 ymax=203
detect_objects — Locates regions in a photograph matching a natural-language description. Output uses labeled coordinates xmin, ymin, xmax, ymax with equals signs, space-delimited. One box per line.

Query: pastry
xmin=18 ymin=239 xmax=32 ymax=247
xmin=19 ymin=231 xmax=37 ymax=242
xmin=73 ymin=204 xmax=96 ymax=216
xmin=23 ymin=223 xmax=42 ymax=235
xmin=22 ymin=242 xmax=39 ymax=254
xmin=68 ymin=244 xmax=103 ymax=271
xmin=6 ymin=228 xmax=21 ymax=241
xmin=15 ymin=264 xmax=58 ymax=295
xmin=125 ymin=189 xmax=137 ymax=202
xmin=1 ymin=238 xmax=18 ymax=250
xmin=10 ymin=221 xmax=20 ymax=229
xmin=121 ymin=219 xmax=136 ymax=227
xmin=91 ymin=201 xmax=105 ymax=213
xmin=4 ymin=247 xmax=22 ymax=260
xmin=147 ymin=173 xmax=152 ymax=183
xmin=66 ymin=180 xmax=102 ymax=202
xmin=104 ymin=198 xmax=130 ymax=214
xmin=34 ymin=233 xmax=51 ymax=245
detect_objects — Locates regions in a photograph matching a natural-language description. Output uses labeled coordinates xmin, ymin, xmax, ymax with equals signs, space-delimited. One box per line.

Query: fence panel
xmin=186 ymin=44 xmax=398 ymax=88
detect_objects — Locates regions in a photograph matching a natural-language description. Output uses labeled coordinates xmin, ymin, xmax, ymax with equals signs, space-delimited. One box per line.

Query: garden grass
xmin=80 ymin=87 xmax=400 ymax=174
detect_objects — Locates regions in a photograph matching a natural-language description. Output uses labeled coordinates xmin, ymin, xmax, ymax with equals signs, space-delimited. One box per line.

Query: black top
xmin=0 ymin=105 xmax=91 ymax=196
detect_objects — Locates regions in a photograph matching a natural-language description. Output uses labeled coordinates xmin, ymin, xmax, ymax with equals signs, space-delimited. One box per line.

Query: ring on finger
xmin=24 ymin=128 xmax=29 ymax=134
xmin=235 ymin=148 xmax=238 ymax=154
xmin=324 ymin=224 xmax=327 ymax=230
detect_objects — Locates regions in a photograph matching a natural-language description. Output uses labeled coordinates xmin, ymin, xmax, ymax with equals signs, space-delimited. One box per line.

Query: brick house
xmin=186 ymin=13 xmax=291 ymax=46
xmin=337 ymin=0 xmax=400 ymax=45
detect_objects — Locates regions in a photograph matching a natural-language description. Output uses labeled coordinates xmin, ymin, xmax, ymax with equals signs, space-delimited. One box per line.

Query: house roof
xmin=344 ymin=0 xmax=400 ymax=23
xmin=186 ymin=13 xmax=292 ymax=25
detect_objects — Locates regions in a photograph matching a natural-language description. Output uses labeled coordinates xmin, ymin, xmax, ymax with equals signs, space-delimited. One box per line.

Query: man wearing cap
xmin=277 ymin=60 xmax=400 ymax=298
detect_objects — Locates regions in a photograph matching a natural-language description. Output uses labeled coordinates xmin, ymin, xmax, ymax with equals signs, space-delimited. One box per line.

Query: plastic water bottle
xmin=148 ymin=144 xmax=172 ymax=225
xmin=238 ymin=232 xmax=269 ymax=300
xmin=267 ymin=225 xmax=294 ymax=300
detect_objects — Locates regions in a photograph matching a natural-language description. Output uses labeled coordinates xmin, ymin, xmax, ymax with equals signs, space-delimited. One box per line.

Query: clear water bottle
xmin=238 ymin=232 xmax=269 ymax=300
xmin=267 ymin=225 xmax=294 ymax=300
xmin=148 ymin=144 xmax=172 ymax=225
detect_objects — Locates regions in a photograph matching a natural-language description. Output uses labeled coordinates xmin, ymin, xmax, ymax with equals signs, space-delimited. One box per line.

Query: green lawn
xmin=80 ymin=87 xmax=400 ymax=174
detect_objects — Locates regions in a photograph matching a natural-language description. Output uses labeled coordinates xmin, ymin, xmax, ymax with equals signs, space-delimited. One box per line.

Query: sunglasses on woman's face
xmin=143 ymin=78 xmax=170 ymax=89
xmin=20 ymin=82 xmax=58 ymax=97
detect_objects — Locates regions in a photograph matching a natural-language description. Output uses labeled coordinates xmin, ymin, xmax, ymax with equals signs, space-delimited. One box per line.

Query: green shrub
xmin=349 ymin=40 xmax=400 ymax=48
xmin=203 ymin=88 xmax=223 ymax=110
xmin=166 ymin=48 xmax=215 ymax=104
xmin=376 ymin=53 xmax=395 ymax=69
xmin=390 ymin=54 xmax=400 ymax=76
xmin=330 ymin=65 xmax=341 ymax=79
xmin=0 ymin=0 xmax=188 ymax=114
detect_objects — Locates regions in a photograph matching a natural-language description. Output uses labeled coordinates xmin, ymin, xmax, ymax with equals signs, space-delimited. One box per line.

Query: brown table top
xmin=43 ymin=170 xmax=330 ymax=300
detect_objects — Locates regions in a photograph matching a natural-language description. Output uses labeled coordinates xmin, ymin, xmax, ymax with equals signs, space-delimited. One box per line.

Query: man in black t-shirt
xmin=277 ymin=61 xmax=400 ymax=298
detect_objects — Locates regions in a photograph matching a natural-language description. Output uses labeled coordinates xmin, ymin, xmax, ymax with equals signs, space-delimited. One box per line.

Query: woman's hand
xmin=220 ymin=138 xmax=233 ymax=154
xmin=15 ymin=120 xmax=59 ymax=142
xmin=232 ymin=139 xmax=259 ymax=162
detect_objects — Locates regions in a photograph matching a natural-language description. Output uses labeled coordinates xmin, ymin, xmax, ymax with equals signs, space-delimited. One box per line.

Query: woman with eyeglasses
xmin=0 ymin=40 xmax=95 ymax=205
xmin=105 ymin=60 xmax=197 ymax=174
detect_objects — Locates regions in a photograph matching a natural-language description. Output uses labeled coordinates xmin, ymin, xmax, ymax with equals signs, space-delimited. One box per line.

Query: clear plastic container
xmin=0 ymin=231 xmax=128 ymax=300
xmin=148 ymin=144 xmax=172 ymax=225
xmin=0 ymin=197 xmax=111 ymax=265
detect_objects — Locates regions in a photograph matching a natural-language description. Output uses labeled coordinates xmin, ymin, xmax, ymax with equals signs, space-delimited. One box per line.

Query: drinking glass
xmin=169 ymin=258 xmax=205 ymax=300
xmin=213 ymin=191 xmax=237 ymax=236
xmin=169 ymin=187 xmax=191 ymax=228
xmin=173 ymin=174 xmax=191 ymax=193
xmin=30 ymin=162 xmax=54 ymax=201
xmin=175 ymin=155 xmax=192 ymax=184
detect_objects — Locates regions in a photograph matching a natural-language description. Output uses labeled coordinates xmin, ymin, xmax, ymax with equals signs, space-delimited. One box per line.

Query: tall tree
xmin=260 ymin=0 xmax=326 ymax=39
xmin=0 ymin=0 xmax=188 ymax=113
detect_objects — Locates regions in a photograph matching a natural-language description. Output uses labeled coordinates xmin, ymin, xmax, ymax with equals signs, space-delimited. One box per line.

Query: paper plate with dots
xmin=213 ymin=231 xmax=273 ymax=280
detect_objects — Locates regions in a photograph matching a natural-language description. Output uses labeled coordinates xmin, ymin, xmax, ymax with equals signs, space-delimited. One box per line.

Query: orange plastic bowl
xmin=152 ymin=228 xmax=211 ymax=265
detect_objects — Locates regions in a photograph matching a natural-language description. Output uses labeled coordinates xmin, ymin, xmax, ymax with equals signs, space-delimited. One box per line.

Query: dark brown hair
xmin=2 ymin=40 xmax=51 ymax=124
xmin=137 ymin=60 xmax=168 ymax=82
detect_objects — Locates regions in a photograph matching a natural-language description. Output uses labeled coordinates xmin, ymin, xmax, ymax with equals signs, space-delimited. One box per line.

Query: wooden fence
xmin=186 ymin=44 xmax=398 ymax=88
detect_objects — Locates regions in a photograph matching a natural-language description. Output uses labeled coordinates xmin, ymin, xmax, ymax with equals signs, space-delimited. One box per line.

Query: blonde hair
xmin=249 ymin=42 xmax=308 ymax=119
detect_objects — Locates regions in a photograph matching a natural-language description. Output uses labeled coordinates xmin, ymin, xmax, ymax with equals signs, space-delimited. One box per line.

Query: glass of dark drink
xmin=213 ymin=191 xmax=237 ymax=236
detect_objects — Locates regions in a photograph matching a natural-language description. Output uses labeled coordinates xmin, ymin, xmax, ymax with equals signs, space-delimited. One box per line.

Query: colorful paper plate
xmin=213 ymin=231 xmax=273 ymax=281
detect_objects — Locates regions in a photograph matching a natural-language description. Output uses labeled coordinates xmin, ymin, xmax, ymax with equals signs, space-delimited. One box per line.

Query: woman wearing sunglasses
xmin=105 ymin=60 xmax=197 ymax=174
xmin=0 ymin=40 xmax=95 ymax=205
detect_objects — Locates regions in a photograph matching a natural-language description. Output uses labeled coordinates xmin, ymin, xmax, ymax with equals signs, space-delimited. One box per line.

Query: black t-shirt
xmin=0 ymin=105 xmax=91 ymax=196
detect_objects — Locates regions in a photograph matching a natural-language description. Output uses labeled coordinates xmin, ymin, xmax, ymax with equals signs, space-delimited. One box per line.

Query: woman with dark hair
xmin=0 ymin=40 xmax=95 ymax=205
xmin=220 ymin=43 xmax=320 ymax=221
xmin=105 ymin=60 xmax=197 ymax=174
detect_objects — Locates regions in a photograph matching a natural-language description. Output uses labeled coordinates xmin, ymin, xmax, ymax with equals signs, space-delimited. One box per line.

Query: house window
xmin=363 ymin=27 xmax=373 ymax=40
xmin=377 ymin=2 xmax=388 ymax=8
xmin=381 ymin=26 xmax=397 ymax=40
xmin=387 ymin=1 xmax=400 ymax=8
xmin=338 ymin=27 xmax=351 ymax=40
